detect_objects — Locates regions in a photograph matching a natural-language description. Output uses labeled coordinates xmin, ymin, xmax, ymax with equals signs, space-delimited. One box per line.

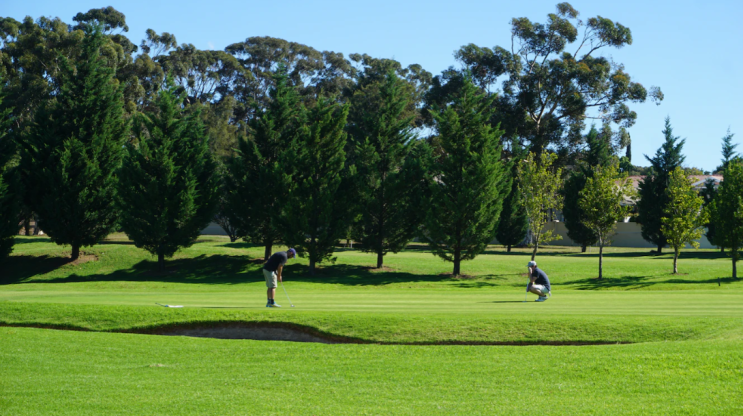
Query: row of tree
xmin=1 ymin=4 xmax=739 ymax=279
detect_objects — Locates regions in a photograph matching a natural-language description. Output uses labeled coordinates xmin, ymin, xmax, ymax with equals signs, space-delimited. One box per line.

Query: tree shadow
xmin=5 ymin=254 xmax=254 ymax=285
xmin=0 ymin=255 xmax=75 ymax=284
xmin=12 ymin=237 xmax=51 ymax=245
xmin=563 ymin=275 xmax=739 ymax=290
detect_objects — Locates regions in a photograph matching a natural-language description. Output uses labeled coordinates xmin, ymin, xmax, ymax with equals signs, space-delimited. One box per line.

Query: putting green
xmin=2 ymin=287 xmax=742 ymax=317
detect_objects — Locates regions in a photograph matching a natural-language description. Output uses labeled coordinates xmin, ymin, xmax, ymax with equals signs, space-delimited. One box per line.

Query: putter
xmin=280 ymin=281 xmax=295 ymax=307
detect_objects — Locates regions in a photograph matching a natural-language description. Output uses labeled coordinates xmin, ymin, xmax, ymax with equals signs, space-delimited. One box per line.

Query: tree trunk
xmin=581 ymin=244 xmax=587 ymax=253
xmin=598 ymin=243 xmax=603 ymax=279
xmin=453 ymin=248 xmax=461 ymax=276
xmin=158 ymin=253 xmax=165 ymax=272
xmin=721 ymin=247 xmax=725 ymax=253
xmin=657 ymin=243 xmax=663 ymax=254
xmin=531 ymin=243 xmax=538 ymax=261
xmin=733 ymin=250 xmax=738 ymax=279
xmin=673 ymin=249 xmax=679 ymax=274
xmin=71 ymin=245 xmax=80 ymax=260
xmin=507 ymin=245 xmax=512 ymax=253
xmin=309 ymin=258 xmax=316 ymax=275
xmin=264 ymin=243 xmax=273 ymax=261
xmin=377 ymin=251 xmax=384 ymax=269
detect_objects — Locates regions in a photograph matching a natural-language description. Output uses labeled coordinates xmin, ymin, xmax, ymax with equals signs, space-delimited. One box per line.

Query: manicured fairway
xmin=1 ymin=235 xmax=742 ymax=414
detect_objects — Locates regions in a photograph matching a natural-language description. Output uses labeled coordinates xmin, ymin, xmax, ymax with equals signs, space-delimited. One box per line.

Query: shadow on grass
xmin=12 ymin=237 xmax=51 ymax=244
xmin=0 ymin=255 xmax=75 ymax=284
xmin=563 ymin=275 xmax=739 ymax=289
xmin=2 ymin=254 xmax=467 ymax=287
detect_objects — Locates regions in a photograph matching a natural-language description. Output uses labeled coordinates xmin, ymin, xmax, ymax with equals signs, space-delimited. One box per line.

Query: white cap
xmin=527 ymin=261 xmax=537 ymax=267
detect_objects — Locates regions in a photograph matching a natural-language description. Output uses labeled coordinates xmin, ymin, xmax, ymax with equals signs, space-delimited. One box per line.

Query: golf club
xmin=523 ymin=268 xmax=529 ymax=302
xmin=280 ymin=280 xmax=295 ymax=307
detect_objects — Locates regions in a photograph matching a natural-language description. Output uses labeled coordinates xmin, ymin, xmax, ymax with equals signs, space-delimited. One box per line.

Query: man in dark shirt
xmin=263 ymin=248 xmax=296 ymax=307
xmin=527 ymin=260 xmax=551 ymax=302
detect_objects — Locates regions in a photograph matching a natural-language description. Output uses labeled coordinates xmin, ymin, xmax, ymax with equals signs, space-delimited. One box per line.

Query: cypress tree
xmin=118 ymin=78 xmax=219 ymax=271
xmin=226 ymin=65 xmax=301 ymax=260
xmin=0 ymin=87 xmax=21 ymax=259
xmin=21 ymin=25 xmax=127 ymax=260
xmin=424 ymin=77 xmax=509 ymax=276
xmin=717 ymin=128 xmax=737 ymax=173
xmin=637 ymin=117 xmax=685 ymax=254
xmin=352 ymin=71 xmax=426 ymax=268
xmin=699 ymin=178 xmax=720 ymax=251
xmin=278 ymin=97 xmax=352 ymax=273
xmin=496 ymin=139 xmax=528 ymax=252
xmin=709 ymin=161 xmax=743 ymax=281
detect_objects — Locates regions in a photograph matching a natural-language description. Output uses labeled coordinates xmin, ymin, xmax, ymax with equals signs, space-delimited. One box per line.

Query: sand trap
xmin=156 ymin=326 xmax=337 ymax=343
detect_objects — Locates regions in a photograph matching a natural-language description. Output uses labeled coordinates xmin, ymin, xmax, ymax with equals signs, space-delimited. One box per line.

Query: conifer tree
xmin=661 ymin=167 xmax=708 ymax=274
xmin=716 ymin=128 xmax=737 ymax=173
xmin=496 ymin=139 xmax=528 ymax=252
xmin=118 ymin=78 xmax=219 ymax=271
xmin=226 ymin=65 xmax=301 ymax=260
xmin=637 ymin=117 xmax=686 ymax=254
xmin=21 ymin=25 xmax=127 ymax=260
xmin=424 ymin=78 xmax=508 ymax=276
xmin=353 ymin=71 xmax=427 ymax=268
xmin=278 ymin=97 xmax=352 ymax=273
xmin=710 ymin=161 xmax=743 ymax=281
xmin=699 ymin=178 xmax=720 ymax=251
xmin=0 ymin=88 xmax=21 ymax=259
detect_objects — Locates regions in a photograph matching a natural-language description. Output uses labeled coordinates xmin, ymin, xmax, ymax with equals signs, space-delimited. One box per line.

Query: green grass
xmin=2 ymin=235 xmax=743 ymax=414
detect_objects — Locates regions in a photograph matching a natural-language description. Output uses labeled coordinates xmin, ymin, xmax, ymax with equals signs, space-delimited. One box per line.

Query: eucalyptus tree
xmin=424 ymin=77 xmax=508 ymax=276
xmin=431 ymin=2 xmax=662 ymax=161
xmin=20 ymin=25 xmax=127 ymax=260
xmin=661 ymin=168 xmax=708 ymax=274
xmin=637 ymin=117 xmax=686 ymax=253
xmin=579 ymin=162 xmax=633 ymax=279
xmin=225 ymin=36 xmax=355 ymax=125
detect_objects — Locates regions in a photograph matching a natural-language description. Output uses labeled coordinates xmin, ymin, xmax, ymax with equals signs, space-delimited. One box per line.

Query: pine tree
xmin=717 ymin=128 xmax=737 ymax=173
xmin=278 ymin=97 xmax=352 ymax=273
xmin=637 ymin=117 xmax=686 ymax=254
xmin=118 ymin=78 xmax=219 ymax=271
xmin=579 ymin=162 xmax=633 ymax=279
xmin=0 ymin=87 xmax=21 ymax=259
xmin=424 ymin=78 xmax=509 ymax=276
xmin=20 ymin=25 xmax=127 ymax=260
xmin=699 ymin=178 xmax=720 ymax=251
xmin=661 ymin=167 xmax=709 ymax=274
xmin=496 ymin=139 xmax=528 ymax=252
xmin=352 ymin=71 xmax=426 ymax=268
xmin=710 ymin=161 xmax=743 ymax=281
xmin=226 ymin=65 xmax=301 ymax=260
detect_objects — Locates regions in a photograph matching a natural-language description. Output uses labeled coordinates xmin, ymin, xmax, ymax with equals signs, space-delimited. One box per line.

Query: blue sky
xmin=4 ymin=0 xmax=742 ymax=171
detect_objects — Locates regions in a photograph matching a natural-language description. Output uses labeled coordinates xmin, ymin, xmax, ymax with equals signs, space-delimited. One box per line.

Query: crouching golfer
xmin=527 ymin=260 xmax=551 ymax=302
xmin=263 ymin=248 xmax=296 ymax=307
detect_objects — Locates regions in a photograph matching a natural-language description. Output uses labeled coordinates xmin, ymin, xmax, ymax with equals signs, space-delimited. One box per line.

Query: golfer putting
xmin=526 ymin=260 xmax=551 ymax=302
xmin=263 ymin=248 xmax=296 ymax=307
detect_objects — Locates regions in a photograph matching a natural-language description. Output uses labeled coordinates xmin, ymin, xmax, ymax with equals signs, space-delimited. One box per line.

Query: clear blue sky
xmin=4 ymin=0 xmax=742 ymax=171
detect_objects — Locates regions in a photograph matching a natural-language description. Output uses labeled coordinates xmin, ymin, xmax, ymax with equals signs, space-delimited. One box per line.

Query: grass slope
xmin=2 ymin=327 xmax=741 ymax=415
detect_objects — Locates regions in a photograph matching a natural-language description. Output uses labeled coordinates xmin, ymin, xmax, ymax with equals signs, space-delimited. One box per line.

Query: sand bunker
xmin=156 ymin=326 xmax=337 ymax=343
